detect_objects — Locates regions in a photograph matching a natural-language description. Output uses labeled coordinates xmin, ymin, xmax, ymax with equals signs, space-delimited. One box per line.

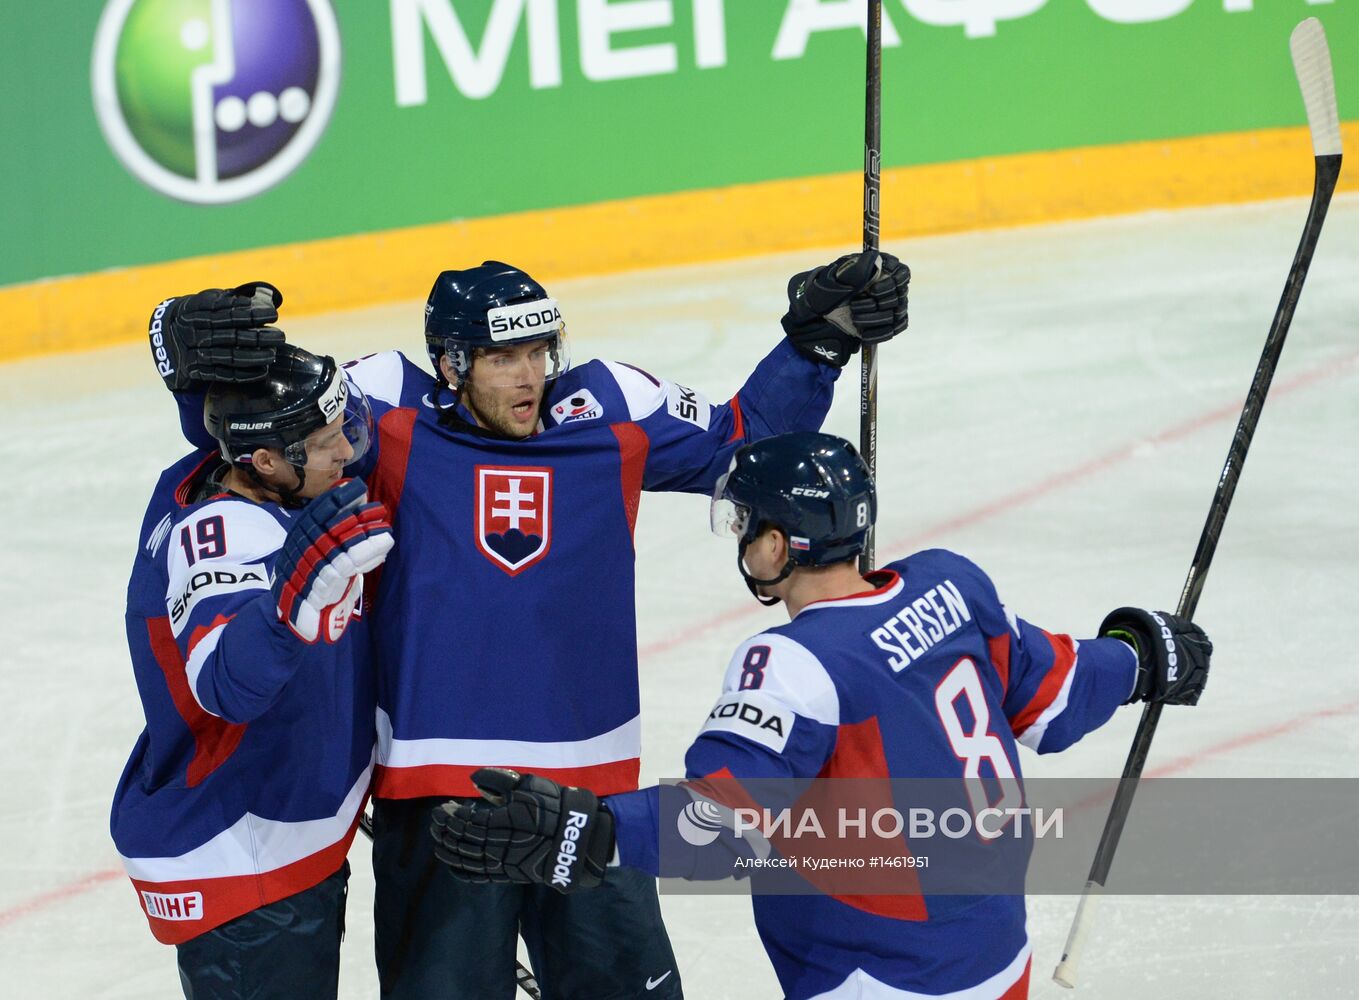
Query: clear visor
xmin=281 ymin=377 xmax=374 ymax=471
xmin=463 ymin=335 xmax=570 ymax=389
xmin=710 ymin=467 xmax=751 ymax=540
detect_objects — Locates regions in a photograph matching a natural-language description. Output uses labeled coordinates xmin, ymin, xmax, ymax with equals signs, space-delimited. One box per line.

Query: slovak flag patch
xmin=475 ymin=466 xmax=553 ymax=576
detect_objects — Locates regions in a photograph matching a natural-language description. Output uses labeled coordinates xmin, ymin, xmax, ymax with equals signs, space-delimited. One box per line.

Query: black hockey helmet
xmin=204 ymin=345 xmax=373 ymax=492
xmin=711 ymin=432 xmax=876 ymax=601
xmin=424 ymin=260 xmax=569 ymax=384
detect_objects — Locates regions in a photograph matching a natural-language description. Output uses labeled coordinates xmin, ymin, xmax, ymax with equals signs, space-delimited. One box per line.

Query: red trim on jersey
xmin=800 ymin=570 xmax=901 ymax=611
xmin=1001 ymin=958 xmax=1032 ymax=1000
xmin=174 ymin=453 xmax=221 ymax=508
xmin=1009 ymin=631 xmax=1079 ymax=737
xmin=726 ymin=394 xmax=745 ymax=444
xmin=185 ymin=613 xmax=234 ymax=662
xmin=372 ymin=758 xmax=641 ymax=800
xmin=129 ymin=806 xmax=365 ymax=945
xmin=369 ymin=408 xmax=418 ymax=517
xmin=146 ymin=617 xmax=247 ymax=787
xmin=804 ymin=717 xmax=928 ymax=920
xmin=364 ymin=407 xmax=417 ymax=611
xmin=611 ymin=422 xmax=650 ymax=542
xmin=687 ymin=767 xmax=765 ymax=815
xmin=988 ymin=631 xmax=1012 ymax=693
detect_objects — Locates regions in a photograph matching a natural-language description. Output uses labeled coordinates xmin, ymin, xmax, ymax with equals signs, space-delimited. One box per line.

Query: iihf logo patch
xmin=475 ymin=466 xmax=553 ymax=576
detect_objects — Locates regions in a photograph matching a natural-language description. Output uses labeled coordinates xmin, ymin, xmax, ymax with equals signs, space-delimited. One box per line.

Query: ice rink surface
xmin=2 ymin=194 xmax=1357 ymax=998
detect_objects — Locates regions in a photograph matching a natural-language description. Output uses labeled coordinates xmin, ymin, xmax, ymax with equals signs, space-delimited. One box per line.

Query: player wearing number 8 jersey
xmin=431 ymin=432 xmax=1213 ymax=999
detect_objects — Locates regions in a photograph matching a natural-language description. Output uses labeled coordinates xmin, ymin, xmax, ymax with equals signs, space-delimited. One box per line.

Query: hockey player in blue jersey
xmin=148 ymin=256 xmax=911 ymax=998
xmin=113 ymin=341 xmax=393 ymax=998
xmin=429 ymin=432 xmax=1213 ymax=1000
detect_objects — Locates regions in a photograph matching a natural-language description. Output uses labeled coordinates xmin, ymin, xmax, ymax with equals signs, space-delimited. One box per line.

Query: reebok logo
xmin=550 ymin=811 xmax=590 ymax=888
xmin=1152 ymin=611 xmax=1179 ymax=681
xmin=149 ymin=298 xmax=174 ymax=377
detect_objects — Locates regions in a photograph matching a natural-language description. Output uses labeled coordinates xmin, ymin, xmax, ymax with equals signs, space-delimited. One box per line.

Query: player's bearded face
xmin=462 ymin=342 xmax=550 ymax=439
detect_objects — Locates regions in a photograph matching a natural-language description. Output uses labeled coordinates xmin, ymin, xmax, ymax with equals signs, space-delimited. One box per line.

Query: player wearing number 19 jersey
xmin=430 ymin=432 xmax=1213 ymax=1000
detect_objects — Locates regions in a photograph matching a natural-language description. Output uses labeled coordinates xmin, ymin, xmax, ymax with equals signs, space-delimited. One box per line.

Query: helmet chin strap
xmin=246 ymin=462 xmax=308 ymax=509
xmin=738 ymin=538 xmax=795 ymax=607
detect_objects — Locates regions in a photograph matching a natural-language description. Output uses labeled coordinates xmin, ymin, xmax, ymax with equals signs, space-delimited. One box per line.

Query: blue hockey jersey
xmin=608 ymin=549 xmax=1138 ymax=1000
xmin=110 ymin=453 xmax=377 ymax=944
xmin=338 ymin=340 xmax=838 ymax=799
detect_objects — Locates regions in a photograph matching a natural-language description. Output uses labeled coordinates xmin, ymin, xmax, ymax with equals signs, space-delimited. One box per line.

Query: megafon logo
xmin=92 ymin=0 xmax=341 ymax=203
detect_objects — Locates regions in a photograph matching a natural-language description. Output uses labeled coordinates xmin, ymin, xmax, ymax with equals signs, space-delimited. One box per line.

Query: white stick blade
xmin=1290 ymin=18 xmax=1342 ymax=158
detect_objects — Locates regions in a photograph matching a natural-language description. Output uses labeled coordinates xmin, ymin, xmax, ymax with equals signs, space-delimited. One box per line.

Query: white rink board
xmin=2 ymin=195 xmax=1357 ymax=998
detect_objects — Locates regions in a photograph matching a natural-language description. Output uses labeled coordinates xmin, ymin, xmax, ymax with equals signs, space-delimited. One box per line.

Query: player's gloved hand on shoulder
xmin=1101 ymin=608 xmax=1212 ymax=705
xmin=782 ymin=252 xmax=911 ymax=368
xmin=150 ymin=281 xmax=285 ymax=392
xmin=272 ymin=478 xmax=393 ymax=644
xmin=430 ymin=767 xmax=615 ymax=894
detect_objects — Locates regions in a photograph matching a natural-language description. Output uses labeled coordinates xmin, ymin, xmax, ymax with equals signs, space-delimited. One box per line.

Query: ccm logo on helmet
xmin=790 ymin=487 xmax=831 ymax=498
xmin=550 ymin=811 xmax=591 ymax=888
xmin=487 ymin=299 xmax=563 ymax=342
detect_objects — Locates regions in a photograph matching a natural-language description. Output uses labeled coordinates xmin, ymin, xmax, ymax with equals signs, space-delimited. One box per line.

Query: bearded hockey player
xmin=430 ymin=432 xmax=1213 ymax=1000
xmin=113 ymin=343 xmax=392 ymax=999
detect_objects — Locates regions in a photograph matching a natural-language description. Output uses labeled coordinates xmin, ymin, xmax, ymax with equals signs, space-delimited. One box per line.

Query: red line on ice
xmin=0 ymin=869 xmax=122 ymax=930
xmin=6 ymin=349 xmax=1358 ymax=932
xmin=640 ymin=347 xmax=1359 ymax=660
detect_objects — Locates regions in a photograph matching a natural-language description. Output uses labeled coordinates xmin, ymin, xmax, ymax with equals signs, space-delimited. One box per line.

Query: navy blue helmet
xmin=424 ymin=260 xmax=569 ymax=383
xmin=712 ymin=432 xmax=877 ymax=588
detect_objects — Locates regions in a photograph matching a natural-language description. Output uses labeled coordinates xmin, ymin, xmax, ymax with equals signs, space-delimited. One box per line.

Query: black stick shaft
xmin=1083 ymin=153 xmax=1342 ymax=890
xmin=859 ymin=0 xmax=882 ymax=574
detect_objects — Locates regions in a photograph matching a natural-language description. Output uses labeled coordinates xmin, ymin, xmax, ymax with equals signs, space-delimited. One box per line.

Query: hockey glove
xmin=782 ymin=252 xmax=911 ymax=368
xmin=271 ymin=478 xmax=393 ymax=644
xmin=1101 ymin=608 xmax=1212 ymax=705
xmin=150 ymin=281 xmax=285 ymax=392
xmin=430 ymin=767 xmax=615 ymax=894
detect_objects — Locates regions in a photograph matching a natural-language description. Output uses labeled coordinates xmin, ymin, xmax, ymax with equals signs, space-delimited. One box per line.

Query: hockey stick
xmin=1052 ymin=17 xmax=1343 ymax=989
xmin=357 ymin=811 xmax=545 ymax=999
xmin=859 ymin=0 xmax=883 ymax=574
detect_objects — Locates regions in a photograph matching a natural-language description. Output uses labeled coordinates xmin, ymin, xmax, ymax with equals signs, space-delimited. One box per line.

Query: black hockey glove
xmin=430 ymin=767 xmax=615 ymax=894
xmin=782 ymin=252 xmax=911 ymax=368
xmin=1101 ymin=608 xmax=1212 ymax=706
xmin=150 ymin=281 xmax=285 ymax=392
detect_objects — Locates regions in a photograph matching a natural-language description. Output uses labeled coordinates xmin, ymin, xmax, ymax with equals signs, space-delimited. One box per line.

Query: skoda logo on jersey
xmin=475 ymin=466 xmax=553 ymax=576
xmin=91 ymin=0 xmax=342 ymax=204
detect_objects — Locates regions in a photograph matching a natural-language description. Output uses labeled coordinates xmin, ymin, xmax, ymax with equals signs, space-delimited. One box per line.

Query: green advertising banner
xmin=2 ymin=0 xmax=1354 ymax=292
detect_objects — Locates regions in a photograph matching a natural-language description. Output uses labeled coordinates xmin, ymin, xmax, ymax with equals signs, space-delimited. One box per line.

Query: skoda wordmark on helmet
xmin=423 ymin=260 xmax=570 ymax=386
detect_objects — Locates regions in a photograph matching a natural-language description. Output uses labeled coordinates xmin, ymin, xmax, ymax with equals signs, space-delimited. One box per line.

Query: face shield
xmin=710 ymin=464 xmax=752 ymax=541
xmin=462 ymin=334 xmax=571 ymax=390
xmin=281 ymin=375 xmax=374 ymax=471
